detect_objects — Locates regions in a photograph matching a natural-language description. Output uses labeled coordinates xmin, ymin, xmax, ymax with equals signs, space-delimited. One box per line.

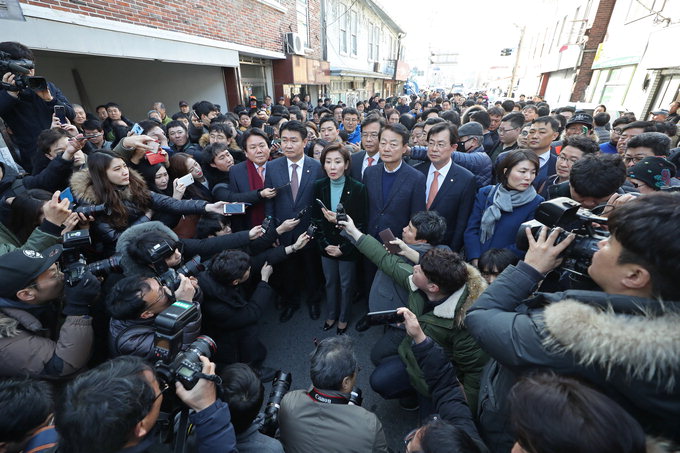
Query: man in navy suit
xmin=419 ymin=122 xmax=476 ymax=252
xmin=363 ymin=123 xmax=426 ymax=240
xmin=227 ymin=128 xmax=277 ymax=231
xmin=264 ymin=121 xmax=324 ymax=322
xmin=350 ymin=116 xmax=384 ymax=182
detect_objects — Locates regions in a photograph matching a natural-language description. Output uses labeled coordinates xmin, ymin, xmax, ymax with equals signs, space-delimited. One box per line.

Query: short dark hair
xmin=612 ymin=116 xmax=634 ymax=128
xmin=279 ymin=120 xmax=308 ymax=140
xmin=487 ymin=107 xmax=504 ymax=118
xmin=399 ymin=113 xmax=416 ymax=130
xmin=424 ymin=116 xmax=446 ymax=127
xmin=82 ymin=119 xmax=104 ymax=131
xmin=196 ymin=214 xmax=229 ymax=239
xmin=241 ymin=127 xmax=270 ymax=149
xmin=440 ymin=110 xmax=461 ymax=126
xmin=138 ymin=120 xmax=163 ymax=136
xmin=361 ymin=115 xmax=385 ymax=130
xmin=56 ymin=356 xmax=156 ymax=453
xmin=621 ymin=121 xmax=655 ymax=132
xmin=106 ymin=275 xmax=151 ymax=320
xmin=501 ymin=112 xmax=525 ymax=130
xmin=478 ymin=248 xmax=519 ymax=275
xmin=496 ymin=149 xmax=540 ymax=188
xmin=608 ymin=192 xmax=680 ymax=300
xmin=203 ymin=142 xmax=230 ymax=163
xmin=210 ymin=249 xmax=251 ymax=284
xmin=562 ymin=135 xmax=600 ymax=155
xmin=419 ymin=248 xmax=467 ymax=295
xmin=193 ymin=100 xmax=217 ymax=117
xmin=627 ymin=132 xmax=671 ymax=156
xmin=220 ymin=363 xmax=263 ymax=434
xmin=209 ymin=123 xmax=233 ymax=138
xmin=342 ymin=107 xmax=359 ymax=118
xmin=427 ymin=122 xmax=458 ymax=145
xmin=569 ymin=154 xmax=626 ymax=198
xmin=0 ymin=41 xmax=34 ymax=61
xmin=594 ymin=112 xmax=610 ymax=127
xmin=509 ymin=372 xmax=647 ymax=453
xmin=501 ymin=99 xmax=516 ymax=113
xmin=36 ymin=128 xmax=69 ymax=155
xmin=379 ymin=123 xmax=410 ymax=146
xmin=166 ymin=120 xmax=187 ymax=133
xmin=523 ymin=105 xmax=538 ymax=114
xmin=419 ymin=419 xmax=483 ymax=453
xmin=532 ymin=116 xmax=560 ymax=132
xmin=309 ymin=336 xmax=357 ymax=390
xmin=0 ymin=378 xmax=53 ymax=443
xmin=318 ymin=115 xmax=339 ymax=130
xmin=410 ymin=211 xmax=447 ymax=245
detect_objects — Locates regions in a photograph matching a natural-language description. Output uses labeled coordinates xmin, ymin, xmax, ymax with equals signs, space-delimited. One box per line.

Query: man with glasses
xmin=0 ymin=245 xmax=100 ymax=378
xmin=600 ymin=116 xmax=633 ymax=154
xmin=56 ymin=355 xmax=237 ymax=453
xmin=350 ymin=116 xmax=385 ymax=181
xmin=278 ymin=336 xmax=388 ymax=453
xmin=622 ymin=132 xmax=671 ymax=168
xmin=488 ymin=112 xmax=523 ymax=164
xmin=339 ymin=107 xmax=361 ymax=145
xmin=82 ymin=119 xmax=112 ymax=151
xmin=542 ymin=135 xmax=599 ymax=197
xmin=616 ymin=121 xmax=655 ymax=155
xmin=106 ymin=272 xmax=201 ymax=359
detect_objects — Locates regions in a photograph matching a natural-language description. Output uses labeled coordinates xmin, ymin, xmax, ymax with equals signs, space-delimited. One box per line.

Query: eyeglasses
xmin=497 ymin=127 xmax=519 ymax=134
xmin=623 ymin=155 xmax=647 ymax=164
xmin=145 ymin=277 xmax=167 ymax=312
xmin=361 ymin=132 xmax=379 ymax=139
xmin=520 ymin=130 xmax=530 ymax=136
xmin=613 ymin=128 xmax=623 ymax=134
xmin=557 ymin=154 xmax=579 ymax=164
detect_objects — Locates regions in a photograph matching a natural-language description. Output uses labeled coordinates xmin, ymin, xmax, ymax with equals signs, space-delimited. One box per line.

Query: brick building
xmin=2 ymin=0 xmax=329 ymax=118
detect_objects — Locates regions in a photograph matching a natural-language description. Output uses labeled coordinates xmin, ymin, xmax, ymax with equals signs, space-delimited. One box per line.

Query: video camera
xmin=516 ymin=197 xmax=609 ymax=276
xmin=0 ymin=51 xmax=46 ymax=92
xmin=61 ymin=230 xmax=123 ymax=286
xmin=153 ymin=300 xmax=216 ymax=390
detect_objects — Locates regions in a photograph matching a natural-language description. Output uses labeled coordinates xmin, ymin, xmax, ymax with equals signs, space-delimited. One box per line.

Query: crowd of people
xmin=1 ymin=39 xmax=679 ymax=453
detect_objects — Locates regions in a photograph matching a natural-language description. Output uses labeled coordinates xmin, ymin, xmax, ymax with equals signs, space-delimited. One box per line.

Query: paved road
xmin=259 ymin=301 xmax=419 ymax=452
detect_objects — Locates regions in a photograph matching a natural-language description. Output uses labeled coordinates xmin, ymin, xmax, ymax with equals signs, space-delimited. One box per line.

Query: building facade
xmin=322 ymin=0 xmax=409 ymax=105
xmin=2 ymin=0 xmax=328 ymax=118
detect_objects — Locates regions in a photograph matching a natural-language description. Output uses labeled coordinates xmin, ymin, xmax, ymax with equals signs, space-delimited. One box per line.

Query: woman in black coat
xmin=311 ymin=143 xmax=368 ymax=334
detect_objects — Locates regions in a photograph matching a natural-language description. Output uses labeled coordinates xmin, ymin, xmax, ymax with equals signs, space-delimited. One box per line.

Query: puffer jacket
xmin=466 ymin=261 xmax=680 ymax=452
xmin=0 ymin=219 xmax=61 ymax=256
xmin=0 ymin=302 xmax=92 ymax=378
xmin=69 ymin=169 xmax=208 ymax=254
xmin=355 ymin=233 xmax=489 ymax=413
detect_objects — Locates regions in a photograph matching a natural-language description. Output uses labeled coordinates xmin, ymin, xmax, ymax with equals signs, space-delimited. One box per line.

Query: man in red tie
xmin=350 ymin=116 xmax=385 ymax=182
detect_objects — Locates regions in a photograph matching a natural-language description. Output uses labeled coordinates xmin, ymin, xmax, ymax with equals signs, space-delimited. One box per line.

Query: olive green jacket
xmin=355 ymin=234 xmax=489 ymax=413
xmin=0 ymin=221 xmax=61 ymax=256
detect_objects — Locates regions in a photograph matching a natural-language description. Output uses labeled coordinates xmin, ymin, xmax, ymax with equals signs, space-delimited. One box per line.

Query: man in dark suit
xmin=227 ymin=128 xmax=277 ymax=231
xmin=363 ymin=123 xmax=426 ymax=240
xmin=419 ymin=122 xmax=476 ymax=252
xmin=264 ymin=121 xmax=324 ymax=322
xmin=350 ymin=116 xmax=384 ymax=181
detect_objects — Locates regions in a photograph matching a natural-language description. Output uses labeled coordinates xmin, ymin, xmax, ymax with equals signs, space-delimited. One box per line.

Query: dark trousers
xmin=274 ymin=245 xmax=322 ymax=307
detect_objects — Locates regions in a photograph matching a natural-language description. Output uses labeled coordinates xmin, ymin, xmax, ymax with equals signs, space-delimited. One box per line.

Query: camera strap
xmin=307 ymin=388 xmax=350 ymax=405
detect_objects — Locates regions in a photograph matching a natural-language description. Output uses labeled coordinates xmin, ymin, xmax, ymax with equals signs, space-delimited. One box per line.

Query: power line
xmin=323 ymin=0 xmax=359 ymax=29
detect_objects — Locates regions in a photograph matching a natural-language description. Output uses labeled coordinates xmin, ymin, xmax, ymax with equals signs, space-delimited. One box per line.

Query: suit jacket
xmin=363 ymin=162 xmax=426 ymax=240
xmin=350 ymin=150 xmax=380 ymax=182
xmin=419 ymin=162 xmax=477 ymax=252
xmin=264 ymin=156 xmax=323 ymax=245
xmin=227 ymin=160 xmax=267 ymax=231
xmin=311 ymin=176 xmax=368 ymax=260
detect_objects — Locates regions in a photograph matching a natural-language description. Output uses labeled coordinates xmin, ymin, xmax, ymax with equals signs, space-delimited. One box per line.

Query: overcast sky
xmin=377 ymin=0 xmax=531 ymax=86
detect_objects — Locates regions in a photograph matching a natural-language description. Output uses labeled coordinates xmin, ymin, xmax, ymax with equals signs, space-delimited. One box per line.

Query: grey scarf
xmin=480 ymin=184 xmax=537 ymax=243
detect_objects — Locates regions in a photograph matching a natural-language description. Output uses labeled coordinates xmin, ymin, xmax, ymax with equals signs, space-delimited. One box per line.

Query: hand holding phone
xmin=379 ymin=228 xmax=401 ymax=254
xmin=366 ymin=309 xmax=405 ymax=326
xmin=223 ymin=203 xmax=247 ymax=215
xmin=131 ymin=123 xmax=144 ymax=135
xmin=177 ymin=173 xmax=194 ymax=187
xmin=54 ymin=105 xmax=67 ymax=125
xmin=315 ymin=198 xmax=328 ymax=210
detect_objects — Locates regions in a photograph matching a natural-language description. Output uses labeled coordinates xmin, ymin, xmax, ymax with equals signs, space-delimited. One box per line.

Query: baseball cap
xmin=566 ymin=113 xmax=594 ymax=129
xmin=651 ymin=109 xmax=669 ymax=116
xmin=627 ymin=156 xmax=676 ymax=191
xmin=0 ymin=245 xmax=63 ymax=298
xmin=179 ymin=100 xmax=188 ymax=107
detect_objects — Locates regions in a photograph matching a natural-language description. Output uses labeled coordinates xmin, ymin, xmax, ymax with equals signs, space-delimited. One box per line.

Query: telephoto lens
xmin=261 ymin=370 xmax=292 ymax=437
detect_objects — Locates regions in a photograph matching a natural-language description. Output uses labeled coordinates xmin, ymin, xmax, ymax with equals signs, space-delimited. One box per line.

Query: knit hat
xmin=627 ymin=156 xmax=676 ymax=191
xmin=0 ymin=246 xmax=63 ymax=297
xmin=458 ymin=121 xmax=484 ymax=137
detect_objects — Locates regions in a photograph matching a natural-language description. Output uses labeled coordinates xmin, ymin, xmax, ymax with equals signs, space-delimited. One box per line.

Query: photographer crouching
xmin=466 ymin=192 xmax=680 ymax=452
xmin=278 ymin=336 xmax=388 ymax=453
xmin=0 ymin=245 xmax=99 ymax=378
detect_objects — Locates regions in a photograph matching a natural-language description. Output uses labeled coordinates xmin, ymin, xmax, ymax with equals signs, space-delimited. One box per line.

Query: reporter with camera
xmin=106 ymin=272 xmax=200 ymax=359
xmin=0 ymin=41 xmax=74 ymax=173
xmin=55 ymin=355 xmax=237 ymax=453
xmin=278 ymin=336 xmax=388 ymax=453
xmin=0 ymin=245 xmax=99 ymax=378
xmin=466 ymin=192 xmax=680 ymax=451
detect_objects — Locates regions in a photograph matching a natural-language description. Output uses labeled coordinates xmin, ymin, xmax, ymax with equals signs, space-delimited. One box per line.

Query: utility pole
xmin=507 ymin=26 xmax=525 ymax=98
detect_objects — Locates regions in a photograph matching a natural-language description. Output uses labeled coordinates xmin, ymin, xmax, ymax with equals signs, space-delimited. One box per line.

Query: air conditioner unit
xmin=285 ymin=33 xmax=305 ymax=56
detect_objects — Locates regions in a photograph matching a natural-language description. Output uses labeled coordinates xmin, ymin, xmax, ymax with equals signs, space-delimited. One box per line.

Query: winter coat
xmin=355 ymin=233 xmax=489 ymax=412
xmin=453 ymin=146 xmax=493 ymax=188
xmin=466 ymin=261 xmax=680 ymax=452
xmin=0 ymin=303 xmax=92 ymax=378
xmin=0 ymin=219 xmax=61 ymax=256
xmin=69 ymin=169 xmax=208 ymax=254
xmin=464 ymin=184 xmax=544 ymax=261
xmin=279 ymin=388 xmax=388 ymax=453
xmin=235 ymin=413 xmax=284 ymax=453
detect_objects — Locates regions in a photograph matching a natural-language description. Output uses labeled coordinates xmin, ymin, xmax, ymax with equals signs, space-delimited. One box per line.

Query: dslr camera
xmin=60 ymin=230 xmax=122 ymax=286
xmin=261 ymin=370 xmax=292 ymax=437
xmin=153 ymin=301 xmax=216 ymax=391
xmin=516 ymin=197 xmax=609 ymax=276
xmin=146 ymin=240 xmax=204 ymax=291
